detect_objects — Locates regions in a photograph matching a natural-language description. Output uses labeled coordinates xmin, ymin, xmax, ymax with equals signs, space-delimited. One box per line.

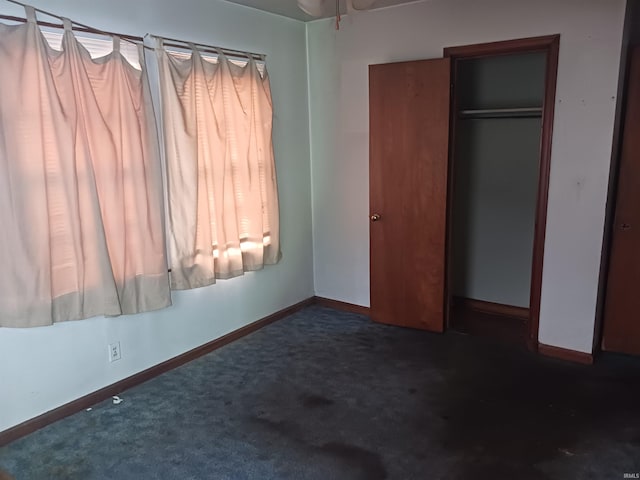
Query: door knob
xmin=370 ymin=213 xmax=381 ymax=222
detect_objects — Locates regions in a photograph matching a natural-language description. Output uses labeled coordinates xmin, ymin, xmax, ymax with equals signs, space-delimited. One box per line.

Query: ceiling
xmin=224 ymin=0 xmax=423 ymax=21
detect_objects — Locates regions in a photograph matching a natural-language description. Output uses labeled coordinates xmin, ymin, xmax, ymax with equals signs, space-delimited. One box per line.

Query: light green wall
xmin=0 ymin=0 xmax=313 ymax=432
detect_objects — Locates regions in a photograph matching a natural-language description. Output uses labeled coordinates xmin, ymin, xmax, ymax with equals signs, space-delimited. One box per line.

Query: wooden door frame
xmin=443 ymin=35 xmax=560 ymax=351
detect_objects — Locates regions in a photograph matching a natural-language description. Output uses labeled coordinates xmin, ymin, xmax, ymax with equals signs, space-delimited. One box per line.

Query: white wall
xmin=0 ymin=0 xmax=313 ymax=432
xmin=307 ymin=0 xmax=627 ymax=353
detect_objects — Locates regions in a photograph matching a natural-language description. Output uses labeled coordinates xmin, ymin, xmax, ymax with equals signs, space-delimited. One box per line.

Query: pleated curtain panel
xmin=0 ymin=7 xmax=171 ymax=327
xmin=156 ymin=41 xmax=281 ymax=290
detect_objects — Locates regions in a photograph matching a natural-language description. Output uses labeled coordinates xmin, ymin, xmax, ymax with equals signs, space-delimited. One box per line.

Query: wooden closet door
xmin=369 ymin=58 xmax=450 ymax=331
xmin=602 ymin=47 xmax=640 ymax=355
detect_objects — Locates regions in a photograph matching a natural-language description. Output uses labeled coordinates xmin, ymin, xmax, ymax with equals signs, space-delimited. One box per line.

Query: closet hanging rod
xmin=149 ymin=34 xmax=266 ymax=61
xmin=459 ymin=107 xmax=543 ymax=119
xmin=2 ymin=0 xmax=143 ymax=45
xmin=460 ymin=107 xmax=542 ymax=115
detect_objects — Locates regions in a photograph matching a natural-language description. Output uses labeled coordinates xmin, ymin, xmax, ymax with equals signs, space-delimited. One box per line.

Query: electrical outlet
xmin=108 ymin=342 xmax=122 ymax=363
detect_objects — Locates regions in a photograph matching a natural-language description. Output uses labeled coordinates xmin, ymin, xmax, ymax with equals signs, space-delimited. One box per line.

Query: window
xmin=0 ymin=11 xmax=170 ymax=327
xmin=156 ymin=44 xmax=281 ymax=290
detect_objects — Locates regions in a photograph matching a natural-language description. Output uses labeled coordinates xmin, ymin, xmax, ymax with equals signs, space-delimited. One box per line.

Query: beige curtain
xmin=0 ymin=8 xmax=171 ymax=328
xmin=156 ymin=42 xmax=281 ymax=290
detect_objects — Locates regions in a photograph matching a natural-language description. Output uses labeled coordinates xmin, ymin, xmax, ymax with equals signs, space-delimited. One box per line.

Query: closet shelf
xmin=458 ymin=107 xmax=542 ymax=119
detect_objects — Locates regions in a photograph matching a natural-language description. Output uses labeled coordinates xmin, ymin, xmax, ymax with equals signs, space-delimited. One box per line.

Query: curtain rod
xmin=150 ymin=34 xmax=266 ymax=61
xmin=1 ymin=1 xmax=266 ymax=61
xmin=0 ymin=14 xmax=144 ymax=43
xmin=2 ymin=0 xmax=143 ymax=45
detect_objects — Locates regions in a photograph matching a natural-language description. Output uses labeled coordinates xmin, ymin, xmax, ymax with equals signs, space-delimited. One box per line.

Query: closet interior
xmin=448 ymin=51 xmax=547 ymax=345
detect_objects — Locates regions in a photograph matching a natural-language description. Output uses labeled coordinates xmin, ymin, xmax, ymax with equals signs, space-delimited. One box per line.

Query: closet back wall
xmin=0 ymin=0 xmax=313 ymax=432
xmin=452 ymin=53 xmax=545 ymax=308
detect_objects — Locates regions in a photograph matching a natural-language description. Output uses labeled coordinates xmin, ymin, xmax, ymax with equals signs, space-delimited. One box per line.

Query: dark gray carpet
xmin=1 ymin=306 xmax=640 ymax=479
